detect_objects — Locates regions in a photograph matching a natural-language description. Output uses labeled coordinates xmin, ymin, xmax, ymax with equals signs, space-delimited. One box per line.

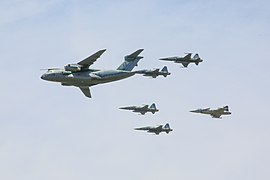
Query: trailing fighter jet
xmin=190 ymin=106 xmax=232 ymax=119
xmin=119 ymin=103 xmax=159 ymax=115
xmin=159 ymin=53 xmax=203 ymax=67
xmin=136 ymin=66 xmax=171 ymax=78
xmin=134 ymin=123 xmax=173 ymax=135
xmin=41 ymin=49 xmax=144 ymax=98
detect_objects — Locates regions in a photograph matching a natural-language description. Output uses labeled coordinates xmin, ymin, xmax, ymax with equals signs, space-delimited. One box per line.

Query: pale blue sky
xmin=1 ymin=0 xmax=270 ymax=180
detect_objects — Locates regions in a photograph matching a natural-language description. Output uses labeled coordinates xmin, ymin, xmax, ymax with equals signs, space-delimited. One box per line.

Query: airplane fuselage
xmin=41 ymin=69 xmax=135 ymax=87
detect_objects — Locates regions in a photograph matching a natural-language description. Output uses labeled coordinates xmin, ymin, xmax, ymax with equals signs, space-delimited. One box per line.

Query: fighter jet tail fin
xmin=164 ymin=123 xmax=170 ymax=129
xmin=150 ymin=103 xmax=157 ymax=110
xmin=161 ymin=66 xmax=168 ymax=73
xmin=193 ymin=53 xmax=200 ymax=59
xmin=117 ymin=49 xmax=144 ymax=71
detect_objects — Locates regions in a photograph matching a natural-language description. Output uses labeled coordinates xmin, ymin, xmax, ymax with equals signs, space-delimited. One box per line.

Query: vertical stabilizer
xmin=161 ymin=66 xmax=168 ymax=73
xmin=164 ymin=123 xmax=170 ymax=129
xmin=150 ymin=103 xmax=156 ymax=110
xmin=193 ymin=53 xmax=200 ymax=59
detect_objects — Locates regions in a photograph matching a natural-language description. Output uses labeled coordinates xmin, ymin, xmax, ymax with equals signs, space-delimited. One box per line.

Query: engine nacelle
xmin=64 ymin=64 xmax=82 ymax=72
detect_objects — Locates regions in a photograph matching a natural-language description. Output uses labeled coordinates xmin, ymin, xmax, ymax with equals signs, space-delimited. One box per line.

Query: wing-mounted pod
xmin=64 ymin=64 xmax=83 ymax=72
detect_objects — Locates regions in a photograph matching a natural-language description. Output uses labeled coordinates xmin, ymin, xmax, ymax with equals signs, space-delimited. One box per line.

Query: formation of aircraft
xmin=135 ymin=66 xmax=171 ymax=78
xmin=41 ymin=49 xmax=231 ymax=135
xmin=41 ymin=49 xmax=144 ymax=98
xmin=190 ymin=106 xmax=232 ymax=119
xmin=159 ymin=53 xmax=203 ymax=67
xmin=119 ymin=103 xmax=159 ymax=115
xmin=134 ymin=123 xmax=173 ymax=135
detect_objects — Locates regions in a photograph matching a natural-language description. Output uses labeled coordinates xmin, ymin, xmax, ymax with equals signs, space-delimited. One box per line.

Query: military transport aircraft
xmin=136 ymin=66 xmax=171 ymax=78
xmin=190 ymin=106 xmax=232 ymax=119
xmin=134 ymin=123 xmax=173 ymax=135
xmin=159 ymin=53 xmax=203 ymax=67
xmin=41 ymin=49 xmax=144 ymax=98
xmin=119 ymin=103 xmax=159 ymax=115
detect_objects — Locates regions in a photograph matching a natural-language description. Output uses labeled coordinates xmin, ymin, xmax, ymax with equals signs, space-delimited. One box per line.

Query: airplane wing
xmin=141 ymin=105 xmax=149 ymax=110
xmin=77 ymin=49 xmax=106 ymax=69
xmin=211 ymin=114 xmax=221 ymax=118
xmin=155 ymin=125 xmax=163 ymax=131
xmin=182 ymin=62 xmax=189 ymax=67
xmin=79 ymin=87 xmax=91 ymax=98
xmin=183 ymin=53 xmax=192 ymax=60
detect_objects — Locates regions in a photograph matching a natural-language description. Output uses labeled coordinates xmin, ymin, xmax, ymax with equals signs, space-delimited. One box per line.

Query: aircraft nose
xmin=41 ymin=74 xmax=47 ymax=80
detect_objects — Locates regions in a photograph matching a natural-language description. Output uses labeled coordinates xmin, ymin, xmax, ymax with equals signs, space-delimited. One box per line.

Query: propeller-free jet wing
xmin=136 ymin=66 xmax=171 ymax=78
xmin=134 ymin=123 xmax=173 ymax=135
xmin=41 ymin=49 xmax=144 ymax=98
xmin=160 ymin=53 xmax=203 ymax=67
xmin=190 ymin=106 xmax=232 ymax=119
xmin=119 ymin=103 xmax=159 ymax=115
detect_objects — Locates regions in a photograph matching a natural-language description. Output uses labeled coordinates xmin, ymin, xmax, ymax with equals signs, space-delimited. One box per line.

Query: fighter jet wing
xmin=155 ymin=125 xmax=163 ymax=131
xmin=183 ymin=53 xmax=192 ymax=60
xmin=77 ymin=49 xmax=106 ymax=68
xmin=79 ymin=87 xmax=91 ymax=98
xmin=141 ymin=105 xmax=149 ymax=110
xmin=182 ymin=62 xmax=190 ymax=67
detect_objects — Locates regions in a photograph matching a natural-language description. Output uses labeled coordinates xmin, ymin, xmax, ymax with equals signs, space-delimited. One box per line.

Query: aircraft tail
xmin=193 ymin=53 xmax=200 ymax=59
xmin=117 ymin=49 xmax=144 ymax=71
xmin=224 ymin=106 xmax=229 ymax=111
xmin=161 ymin=66 xmax=168 ymax=73
xmin=150 ymin=103 xmax=157 ymax=110
xmin=164 ymin=123 xmax=170 ymax=129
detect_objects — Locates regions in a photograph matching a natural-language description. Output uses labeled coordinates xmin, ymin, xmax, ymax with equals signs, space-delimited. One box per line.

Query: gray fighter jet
xmin=119 ymin=103 xmax=159 ymax=115
xmin=134 ymin=123 xmax=173 ymax=135
xmin=136 ymin=66 xmax=171 ymax=78
xmin=160 ymin=53 xmax=203 ymax=67
xmin=190 ymin=106 xmax=232 ymax=119
xmin=41 ymin=49 xmax=144 ymax=98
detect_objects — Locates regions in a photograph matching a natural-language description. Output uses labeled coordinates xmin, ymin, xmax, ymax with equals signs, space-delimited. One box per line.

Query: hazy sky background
xmin=1 ymin=0 xmax=270 ymax=179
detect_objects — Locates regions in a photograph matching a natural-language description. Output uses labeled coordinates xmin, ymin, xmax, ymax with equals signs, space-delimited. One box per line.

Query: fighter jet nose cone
xmin=41 ymin=74 xmax=45 ymax=80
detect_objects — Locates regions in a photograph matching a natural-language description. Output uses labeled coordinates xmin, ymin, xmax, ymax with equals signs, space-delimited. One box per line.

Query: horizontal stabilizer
xmin=125 ymin=49 xmax=144 ymax=61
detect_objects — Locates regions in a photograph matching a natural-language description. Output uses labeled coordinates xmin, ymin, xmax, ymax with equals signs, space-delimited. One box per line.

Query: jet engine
xmin=64 ymin=64 xmax=82 ymax=72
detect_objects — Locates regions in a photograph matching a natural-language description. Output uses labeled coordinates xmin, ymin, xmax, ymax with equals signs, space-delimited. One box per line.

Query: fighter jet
xmin=136 ymin=66 xmax=171 ymax=78
xmin=119 ymin=103 xmax=159 ymax=115
xmin=134 ymin=123 xmax=173 ymax=135
xmin=190 ymin=106 xmax=232 ymax=119
xmin=41 ymin=49 xmax=144 ymax=98
xmin=159 ymin=53 xmax=203 ymax=67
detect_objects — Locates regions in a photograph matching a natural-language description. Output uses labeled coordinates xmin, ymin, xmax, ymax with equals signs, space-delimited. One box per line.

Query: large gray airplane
xmin=134 ymin=123 xmax=173 ymax=135
xmin=136 ymin=66 xmax=171 ymax=78
xmin=41 ymin=49 xmax=144 ymax=98
xmin=119 ymin=103 xmax=159 ymax=115
xmin=190 ymin=106 xmax=232 ymax=119
xmin=159 ymin=53 xmax=203 ymax=67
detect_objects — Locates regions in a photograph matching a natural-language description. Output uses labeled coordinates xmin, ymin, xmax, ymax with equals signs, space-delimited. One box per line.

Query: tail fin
xmin=164 ymin=123 xmax=170 ymax=129
xmin=150 ymin=103 xmax=156 ymax=109
xmin=193 ymin=53 xmax=200 ymax=59
xmin=161 ymin=66 xmax=168 ymax=73
xmin=117 ymin=49 xmax=144 ymax=71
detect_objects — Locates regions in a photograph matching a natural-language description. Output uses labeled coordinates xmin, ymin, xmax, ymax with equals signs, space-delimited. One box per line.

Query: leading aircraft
xmin=159 ymin=53 xmax=203 ymax=67
xmin=134 ymin=123 xmax=173 ymax=135
xmin=119 ymin=103 xmax=159 ymax=115
xmin=190 ymin=106 xmax=232 ymax=119
xmin=41 ymin=49 xmax=144 ymax=98
xmin=136 ymin=66 xmax=171 ymax=78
